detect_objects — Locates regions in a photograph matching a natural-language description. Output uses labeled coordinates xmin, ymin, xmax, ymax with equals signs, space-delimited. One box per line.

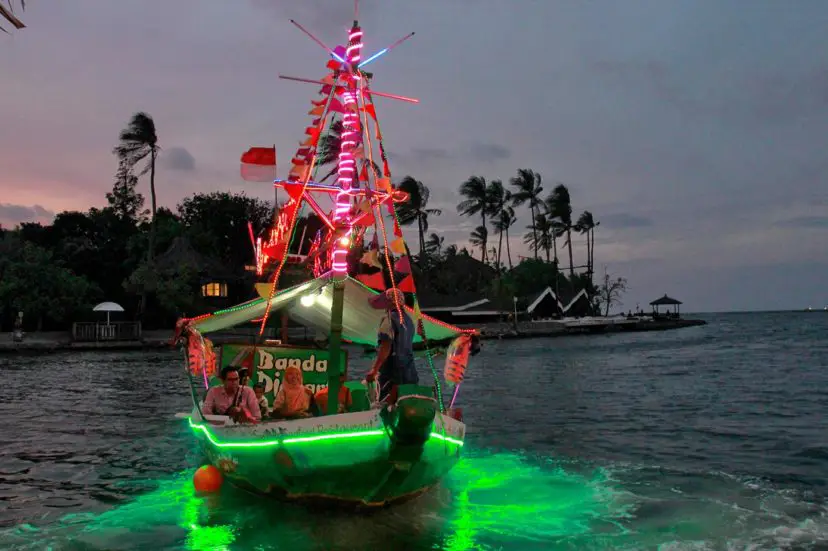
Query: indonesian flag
xmin=240 ymin=147 xmax=277 ymax=182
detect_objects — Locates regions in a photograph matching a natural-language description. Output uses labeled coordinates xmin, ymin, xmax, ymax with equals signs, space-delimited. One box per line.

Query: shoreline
xmin=0 ymin=318 xmax=706 ymax=354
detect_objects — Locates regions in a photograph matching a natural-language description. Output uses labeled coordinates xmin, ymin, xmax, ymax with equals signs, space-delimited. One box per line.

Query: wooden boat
xmin=174 ymin=13 xmax=479 ymax=507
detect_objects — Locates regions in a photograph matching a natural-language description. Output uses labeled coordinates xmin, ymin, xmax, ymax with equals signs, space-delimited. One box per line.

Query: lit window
xmin=202 ymin=282 xmax=227 ymax=297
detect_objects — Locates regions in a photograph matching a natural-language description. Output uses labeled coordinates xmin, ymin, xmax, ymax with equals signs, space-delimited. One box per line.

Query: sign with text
xmin=218 ymin=344 xmax=348 ymax=406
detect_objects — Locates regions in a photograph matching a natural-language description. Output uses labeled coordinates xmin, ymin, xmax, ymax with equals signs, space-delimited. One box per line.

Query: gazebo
xmin=650 ymin=294 xmax=682 ymax=317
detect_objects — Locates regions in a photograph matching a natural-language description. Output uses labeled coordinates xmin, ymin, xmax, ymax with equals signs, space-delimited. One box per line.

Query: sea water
xmin=1 ymin=311 xmax=826 ymax=550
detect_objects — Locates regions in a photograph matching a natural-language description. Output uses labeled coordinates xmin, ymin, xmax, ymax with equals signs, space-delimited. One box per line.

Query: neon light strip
xmin=357 ymin=31 xmax=416 ymax=69
xmin=188 ymin=419 xmax=464 ymax=448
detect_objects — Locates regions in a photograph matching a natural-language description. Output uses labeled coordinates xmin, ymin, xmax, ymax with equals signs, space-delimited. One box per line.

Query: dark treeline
xmin=0 ymin=112 xmax=624 ymax=332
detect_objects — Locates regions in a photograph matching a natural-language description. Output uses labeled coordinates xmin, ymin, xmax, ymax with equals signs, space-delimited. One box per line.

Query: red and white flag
xmin=240 ymin=146 xmax=277 ymax=182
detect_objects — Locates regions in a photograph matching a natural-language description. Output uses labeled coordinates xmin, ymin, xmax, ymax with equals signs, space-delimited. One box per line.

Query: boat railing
xmin=71 ymin=321 xmax=142 ymax=342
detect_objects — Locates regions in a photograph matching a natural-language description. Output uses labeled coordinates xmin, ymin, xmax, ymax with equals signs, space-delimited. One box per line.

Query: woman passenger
xmin=272 ymin=366 xmax=312 ymax=418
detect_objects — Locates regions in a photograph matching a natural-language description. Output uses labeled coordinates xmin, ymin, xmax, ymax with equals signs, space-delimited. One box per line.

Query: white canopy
xmin=190 ymin=276 xmax=472 ymax=346
xmin=93 ymin=302 xmax=125 ymax=312
xmin=92 ymin=302 xmax=125 ymax=324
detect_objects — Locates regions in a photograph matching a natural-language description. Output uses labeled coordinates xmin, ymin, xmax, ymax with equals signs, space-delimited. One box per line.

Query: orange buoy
xmin=193 ymin=464 xmax=223 ymax=493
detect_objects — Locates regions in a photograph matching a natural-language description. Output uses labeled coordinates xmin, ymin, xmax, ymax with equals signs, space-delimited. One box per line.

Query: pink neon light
xmin=331 ymin=24 xmax=364 ymax=274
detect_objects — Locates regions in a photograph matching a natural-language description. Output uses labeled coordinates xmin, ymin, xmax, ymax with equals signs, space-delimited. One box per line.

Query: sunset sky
xmin=2 ymin=0 xmax=827 ymax=312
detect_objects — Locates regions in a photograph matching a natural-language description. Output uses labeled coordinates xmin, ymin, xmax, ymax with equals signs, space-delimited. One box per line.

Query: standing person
xmin=365 ymin=288 xmax=418 ymax=404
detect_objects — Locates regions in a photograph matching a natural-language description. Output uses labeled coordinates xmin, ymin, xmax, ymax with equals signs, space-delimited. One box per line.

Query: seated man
xmin=271 ymin=366 xmax=312 ymax=418
xmin=203 ymin=366 xmax=261 ymax=423
xmin=313 ymin=374 xmax=353 ymax=415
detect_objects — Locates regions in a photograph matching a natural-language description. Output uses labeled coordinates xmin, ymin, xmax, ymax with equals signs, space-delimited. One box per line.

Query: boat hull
xmin=188 ymin=408 xmax=465 ymax=507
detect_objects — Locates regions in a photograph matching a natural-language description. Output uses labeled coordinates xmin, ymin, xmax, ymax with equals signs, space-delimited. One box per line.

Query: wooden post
xmin=325 ymin=279 xmax=345 ymax=415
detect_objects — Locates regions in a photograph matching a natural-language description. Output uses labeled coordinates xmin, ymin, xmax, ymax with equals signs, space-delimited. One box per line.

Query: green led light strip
xmin=188 ymin=419 xmax=463 ymax=448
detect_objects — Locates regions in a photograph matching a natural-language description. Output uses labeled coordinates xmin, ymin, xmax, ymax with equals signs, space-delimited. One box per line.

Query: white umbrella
xmin=93 ymin=302 xmax=125 ymax=324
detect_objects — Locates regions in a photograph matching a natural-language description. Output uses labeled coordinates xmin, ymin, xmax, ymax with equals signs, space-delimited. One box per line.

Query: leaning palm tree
xmin=396 ymin=176 xmax=441 ymax=263
xmin=114 ymin=112 xmax=159 ymax=316
xmin=0 ymin=1 xmax=25 ymax=33
xmin=509 ymin=169 xmax=543 ymax=260
xmin=457 ymin=176 xmax=490 ymax=262
xmin=546 ymin=183 xmax=575 ymax=278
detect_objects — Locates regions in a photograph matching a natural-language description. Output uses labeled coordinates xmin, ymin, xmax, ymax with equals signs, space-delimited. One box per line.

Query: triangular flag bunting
xmin=383 ymin=159 xmax=391 ymax=177
xmin=376 ymin=177 xmax=391 ymax=193
xmin=359 ymin=164 xmax=369 ymax=181
xmin=357 ymin=199 xmax=372 ymax=214
xmin=390 ymin=237 xmax=406 ymax=254
xmin=308 ymin=105 xmax=325 ymax=116
xmin=328 ymin=99 xmax=346 ymax=113
xmin=361 ymin=104 xmax=377 ymax=121
xmin=284 ymin=182 xmax=304 ymax=201
xmin=393 ymin=220 xmax=403 ymax=238
xmin=397 ymin=275 xmax=416 ymax=293
xmin=394 ymin=255 xmax=411 ymax=274
xmin=355 ymin=212 xmax=375 ymax=227
xmin=360 ymin=250 xmax=382 ymax=269
xmin=357 ymin=272 xmax=386 ymax=291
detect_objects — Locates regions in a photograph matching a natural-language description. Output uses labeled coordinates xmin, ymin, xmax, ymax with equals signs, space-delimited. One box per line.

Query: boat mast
xmin=325 ymin=19 xmax=365 ymax=415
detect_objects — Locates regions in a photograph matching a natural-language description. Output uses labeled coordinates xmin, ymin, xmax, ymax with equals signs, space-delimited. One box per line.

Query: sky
xmin=1 ymin=0 xmax=827 ymax=312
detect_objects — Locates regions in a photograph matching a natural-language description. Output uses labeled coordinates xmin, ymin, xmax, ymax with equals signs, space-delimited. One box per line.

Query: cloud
xmin=410 ymin=147 xmax=450 ymax=163
xmin=775 ymin=215 xmax=828 ymax=229
xmin=600 ymin=213 xmax=653 ymax=229
xmin=0 ymin=203 xmax=55 ymax=228
xmin=160 ymin=147 xmax=195 ymax=171
xmin=467 ymin=143 xmax=511 ymax=162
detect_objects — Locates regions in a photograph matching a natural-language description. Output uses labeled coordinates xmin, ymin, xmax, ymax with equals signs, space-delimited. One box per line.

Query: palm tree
xmin=1 ymin=1 xmax=25 ymax=33
xmin=546 ymin=183 xmax=575 ymax=278
xmin=114 ymin=112 xmax=159 ymax=315
xmin=486 ymin=180 xmax=510 ymax=274
xmin=576 ymin=210 xmax=599 ymax=284
xmin=509 ymin=169 xmax=543 ymax=260
xmin=493 ymin=206 xmax=517 ymax=270
xmin=425 ymin=232 xmax=444 ymax=260
xmin=457 ymin=176 xmax=490 ymax=262
xmin=315 ymin=119 xmax=379 ymax=183
xmin=396 ymin=176 xmax=441 ymax=263
xmin=469 ymin=225 xmax=488 ymax=260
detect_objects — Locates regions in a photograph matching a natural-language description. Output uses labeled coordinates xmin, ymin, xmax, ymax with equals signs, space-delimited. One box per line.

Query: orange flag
xmin=390 ymin=237 xmax=406 ymax=255
xmin=376 ymin=178 xmax=391 ymax=193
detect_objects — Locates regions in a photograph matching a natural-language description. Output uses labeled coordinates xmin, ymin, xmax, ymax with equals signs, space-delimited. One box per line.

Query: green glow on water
xmin=0 ymin=453 xmax=635 ymax=550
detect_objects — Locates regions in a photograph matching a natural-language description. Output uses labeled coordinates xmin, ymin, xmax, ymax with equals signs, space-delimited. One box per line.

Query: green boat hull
xmin=189 ymin=407 xmax=465 ymax=507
